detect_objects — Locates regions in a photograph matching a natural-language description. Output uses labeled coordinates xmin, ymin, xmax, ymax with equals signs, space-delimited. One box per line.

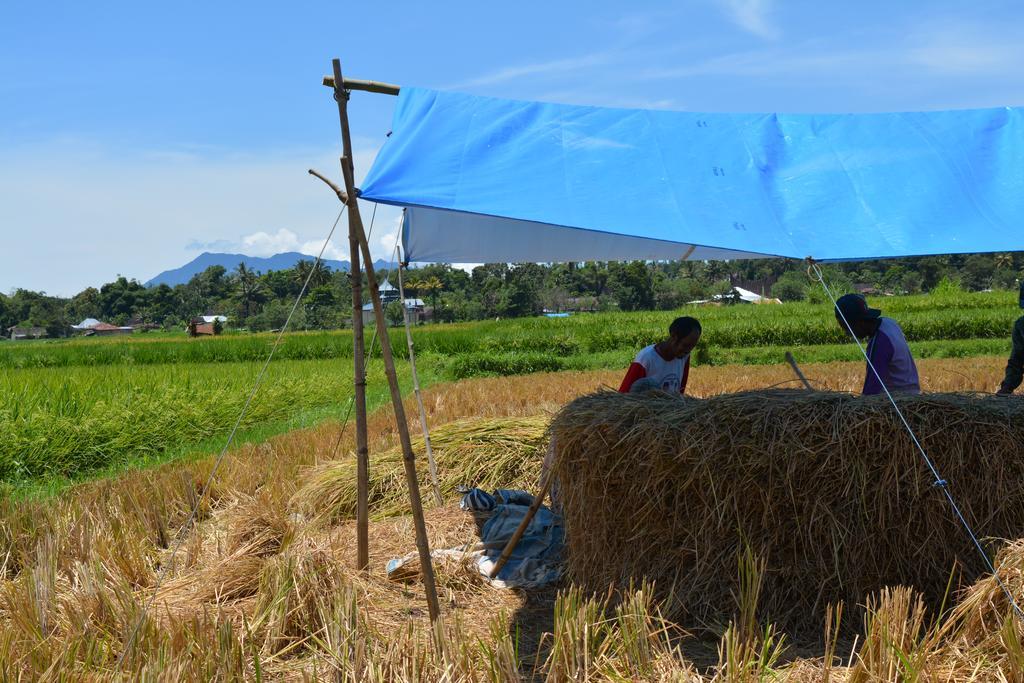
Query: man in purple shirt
xmin=996 ymin=281 xmax=1024 ymax=396
xmin=835 ymin=293 xmax=921 ymax=395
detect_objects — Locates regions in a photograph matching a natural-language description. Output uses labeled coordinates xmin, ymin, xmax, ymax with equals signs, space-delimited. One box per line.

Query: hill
xmin=145 ymin=252 xmax=395 ymax=287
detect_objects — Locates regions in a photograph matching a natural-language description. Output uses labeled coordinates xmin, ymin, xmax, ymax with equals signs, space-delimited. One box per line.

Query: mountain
xmin=145 ymin=252 xmax=398 ymax=287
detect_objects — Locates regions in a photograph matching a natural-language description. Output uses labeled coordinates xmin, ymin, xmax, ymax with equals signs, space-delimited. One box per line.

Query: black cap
xmin=835 ymin=293 xmax=881 ymax=322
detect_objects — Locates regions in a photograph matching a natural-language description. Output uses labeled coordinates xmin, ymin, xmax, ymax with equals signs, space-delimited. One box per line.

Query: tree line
xmin=3 ymin=252 xmax=1021 ymax=336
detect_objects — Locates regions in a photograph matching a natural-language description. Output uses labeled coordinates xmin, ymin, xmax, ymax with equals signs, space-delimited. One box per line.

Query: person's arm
xmin=998 ymin=318 xmax=1024 ymax=394
xmin=862 ymin=331 xmax=894 ymax=395
xmin=679 ymin=357 xmax=691 ymax=395
xmin=619 ymin=363 xmax=646 ymax=393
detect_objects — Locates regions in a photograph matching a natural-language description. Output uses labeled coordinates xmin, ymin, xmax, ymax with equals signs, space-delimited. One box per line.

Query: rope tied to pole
xmin=809 ymin=261 xmax=1024 ymax=622
xmin=392 ymin=225 xmax=444 ymax=506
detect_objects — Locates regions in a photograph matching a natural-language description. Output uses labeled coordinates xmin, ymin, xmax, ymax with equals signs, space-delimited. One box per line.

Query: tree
xmin=144 ymin=283 xmax=178 ymax=323
xmin=385 ymin=300 xmax=406 ymax=326
xmin=263 ymin=269 xmax=299 ymax=300
xmin=608 ymin=261 xmax=654 ymax=311
xmin=65 ymin=287 xmax=101 ymax=322
xmin=249 ymin=300 xmax=302 ymax=332
xmin=471 ymin=264 xmax=509 ymax=318
xmin=498 ymin=264 xmax=544 ymax=317
xmin=195 ymin=265 xmax=231 ymax=300
xmin=962 ymin=254 xmax=994 ymax=291
xmin=233 ymin=263 xmax=266 ymax=320
xmin=294 ymin=260 xmax=332 ymax=291
xmin=542 ymin=285 xmax=571 ymax=313
xmin=98 ymin=276 xmax=146 ymax=322
xmin=576 ymin=262 xmax=610 ymax=297
xmin=915 ymin=256 xmax=953 ymax=291
xmin=995 ymin=253 xmax=1014 ymax=271
xmin=653 ymin=273 xmax=704 ymax=310
xmin=993 ymin=269 xmax=1019 ymax=290
xmin=771 ymin=271 xmax=808 ymax=302
xmin=704 ymin=260 xmax=729 ymax=282
xmin=805 ymin=266 xmax=853 ymax=304
xmin=899 ymin=270 xmax=924 ymax=295
xmin=409 ymin=276 xmax=443 ymax=318
xmin=0 ymin=293 xmax=13 ymax=331
xmin=305 ymin=285 xmax=338 ymax=329
xmin=27 ymin=296 xmax=69 ymax=337
xmin=176 ymin=281 xmax=207 ymax=321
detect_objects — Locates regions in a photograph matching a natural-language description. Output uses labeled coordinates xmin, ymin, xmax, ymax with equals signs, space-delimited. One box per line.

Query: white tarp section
xmin=401 ymin=207 xmax=770 ymax=264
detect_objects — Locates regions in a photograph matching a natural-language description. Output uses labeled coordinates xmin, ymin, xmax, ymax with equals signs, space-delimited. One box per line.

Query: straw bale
xmin=551 ymin=389 xmax=1024 ymax=633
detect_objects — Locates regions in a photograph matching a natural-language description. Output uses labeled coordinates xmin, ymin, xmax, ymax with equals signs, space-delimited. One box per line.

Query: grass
xmin=1 ymin=290 xmax=1017 ymax=372
xmin=0 ymin=358 xmax=438 ymax=492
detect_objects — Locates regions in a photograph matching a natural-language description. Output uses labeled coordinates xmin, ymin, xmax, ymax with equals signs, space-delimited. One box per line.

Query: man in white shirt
xmin=618 ymin=316 xmax=702 ymax=395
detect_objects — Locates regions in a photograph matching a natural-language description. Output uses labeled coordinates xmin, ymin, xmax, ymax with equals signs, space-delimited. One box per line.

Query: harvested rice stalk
xmin=941 ymin=538 xmax=1024 ymax=649
xmin=293 ymin=416 xmax=549 ymax=524
xmin=551 ymin=389 xmax=1024 ymax=634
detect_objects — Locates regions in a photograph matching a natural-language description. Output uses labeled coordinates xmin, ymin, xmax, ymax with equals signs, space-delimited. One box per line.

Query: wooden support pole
xmin=349 ymin=192 xmax=370 ymax=572
xmin=330 ymin=59 xmax=441 ymax=622
xmin=322 ymin=75 xmax=400 ymax=95
xmin=489 ymin=463 xmax=556 ymax=579
xmin=396 ymin=254 xmax=444 ymax=506
xmin=330 ymin=61 xmax=371 ymax=572
xmin=785 ymin=351 xmax=814 ymax=391
xmin=307 ymin=169 xmax=348 ymax=204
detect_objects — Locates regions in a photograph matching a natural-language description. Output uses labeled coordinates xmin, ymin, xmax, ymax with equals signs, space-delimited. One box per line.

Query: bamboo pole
xmin=330 ymin=59 xmax=441 ymax=621
xmin=329 ymin=61 xmax=371 ymax=572
xmin=349 ymin=198 xmax=370 ymax=571
xmin=322 ymin=75 xmax=400 ymax=95
xmin=396 ymin=253 xmax=443 ymax=506
xmin=785 ymin=351 xmax=814 ymax=391
xmin=307 ymin=169 xmax=348 ymax=204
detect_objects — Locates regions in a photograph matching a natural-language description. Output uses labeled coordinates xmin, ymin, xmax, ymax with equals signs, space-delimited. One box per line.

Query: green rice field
xmin=1 ymin=289 xmax=1019 ymax=491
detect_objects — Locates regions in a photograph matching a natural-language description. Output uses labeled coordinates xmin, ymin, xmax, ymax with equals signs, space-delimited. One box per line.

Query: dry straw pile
xmin=551 ymin=389 xmax=1024 ymax=632
xmin=293 ymin=416 xmax=548 ymax=524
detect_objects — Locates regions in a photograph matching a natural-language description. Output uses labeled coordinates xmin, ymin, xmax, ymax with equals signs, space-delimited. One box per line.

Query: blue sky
xmin=3 ymin=0 xmax=1024 ymax=294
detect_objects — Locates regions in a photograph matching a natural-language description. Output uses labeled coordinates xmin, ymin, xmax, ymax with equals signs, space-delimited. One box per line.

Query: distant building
xmin=404 ymin=298 xmax=427 ymax=324
xmin=126 ymin=317 xmax=161 ymax=331
xmin=90 ymin=322 xmax=134 ymax=336
xmin=362 ymin=298 xmax=428 ymax=326
xmin=71 ymin=318 xmax=102 ymax=331
xmin=688 ymin=287 xmax=782 ymax=306
xmin=729 ymin=275 xmax=778 ymax=297
xmin=188 ymin=316 xmax=226 ymax=337
xmin=7 ymin=326 xmax=47 ymax=341
xmin=70 ymin=318 xmax=133 ymax=336
xmin=378 ymin=279 xmax=400 ymax=305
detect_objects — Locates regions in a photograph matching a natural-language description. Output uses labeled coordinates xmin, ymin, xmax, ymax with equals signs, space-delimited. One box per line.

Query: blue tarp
xmin=360 ymin=88 xmax=1024 ymax=263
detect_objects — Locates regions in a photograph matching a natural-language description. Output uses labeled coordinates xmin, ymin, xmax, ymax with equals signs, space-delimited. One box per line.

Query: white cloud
xmin=241 ymin=228 xmax=302 ymax=256
xmin=374 ymin=213 xmax=404 ymax=261
xmin=718 ymin=0 xmax=779 ymax=40
xmin=236 ymin=227 xmax=348 ymax=262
